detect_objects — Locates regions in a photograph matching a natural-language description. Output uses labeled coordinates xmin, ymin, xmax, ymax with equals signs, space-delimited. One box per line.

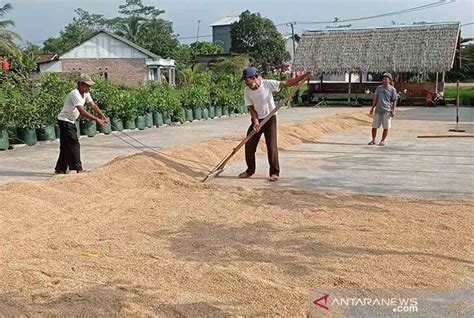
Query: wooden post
xmin=320 ymin=74 xmax=323 ymax=93
xmin=456 ymin=80 xmax=460 ymax=125
xmin=442 ymin=71 xmax=445 ymax=94
xmin=435 ymin=72 xmax=439 ymax=94
xmin=348 ymin=72 xmax=352 ymax=106
xmin=448 ymin=80 xmax=465 ymax=132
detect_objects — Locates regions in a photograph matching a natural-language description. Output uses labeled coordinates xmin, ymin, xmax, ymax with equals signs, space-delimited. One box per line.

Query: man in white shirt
xmin=55 ymin=74 xmax=107 ymax=174
xmin=239 ymin=67 xmax=312 ymax=182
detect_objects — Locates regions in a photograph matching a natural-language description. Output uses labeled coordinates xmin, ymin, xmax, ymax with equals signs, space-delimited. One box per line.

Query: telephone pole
xmin=195 ymin=19 xmax=202 ymax=60
xmin=196 ymin=19 xmax=202 ymax=44
xmin=286 ymin=22 xmax=297 ymax=63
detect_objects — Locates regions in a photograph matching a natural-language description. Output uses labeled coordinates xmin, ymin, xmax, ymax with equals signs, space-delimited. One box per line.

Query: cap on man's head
xmin=242 ymin=67 xmax=258 ymax=80
xmin=382 ymin=72 xmax=393 ymax=80
xmin=78 ymin=73 xmax=95 ymax=86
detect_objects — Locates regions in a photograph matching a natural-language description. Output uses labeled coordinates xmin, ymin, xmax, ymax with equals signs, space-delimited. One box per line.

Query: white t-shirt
xmin=58 ymin=89 xmax=93 ymax=123
xmin=244 ymin=79 xmax=281 ymax=119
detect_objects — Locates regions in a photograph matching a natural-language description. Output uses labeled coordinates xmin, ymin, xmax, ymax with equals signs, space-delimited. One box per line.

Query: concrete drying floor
xmin=216 ymin=107 xmax=474 ymax=200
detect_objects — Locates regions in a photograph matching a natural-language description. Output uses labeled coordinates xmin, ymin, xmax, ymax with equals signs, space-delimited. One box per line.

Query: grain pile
xmin=0 ymin=112 xmax=472 ymax=316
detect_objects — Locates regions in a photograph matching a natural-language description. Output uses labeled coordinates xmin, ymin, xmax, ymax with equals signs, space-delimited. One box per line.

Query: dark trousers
xmin=245 ymin=115 xmax=280 ymax=176
xmin=55 ymin=120 xmax=82 ymax=172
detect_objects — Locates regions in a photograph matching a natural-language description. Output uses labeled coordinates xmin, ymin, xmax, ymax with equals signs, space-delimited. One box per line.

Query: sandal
xmin=368 ymin=141 xmax=376 ymax=145
xmin=269 ymin=175 xmax=279 ymax=182
xmin=379 ymin=141 xmax=385 ymax=146
xmin=238 ymin=171 xmax=253 ymax=179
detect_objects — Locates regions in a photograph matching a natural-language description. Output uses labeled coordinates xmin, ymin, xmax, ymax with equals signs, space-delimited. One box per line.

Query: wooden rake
xmin=202 ymin=79 xmax=309 ymax=183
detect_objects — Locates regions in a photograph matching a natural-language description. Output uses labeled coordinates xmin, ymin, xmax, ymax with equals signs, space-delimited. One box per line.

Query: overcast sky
xmin=7 ymin=0 xmax=474 ymax=46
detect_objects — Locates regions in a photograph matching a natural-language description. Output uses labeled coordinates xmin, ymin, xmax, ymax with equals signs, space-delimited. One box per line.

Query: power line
xmin=275 ymin=0 xmax=455 ymax=26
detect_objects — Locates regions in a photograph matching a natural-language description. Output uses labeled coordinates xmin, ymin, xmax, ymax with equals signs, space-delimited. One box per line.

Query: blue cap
xmin=382 ymin=72 xmax=393 ymax=80
xmin=242 ymin=67 xmax=258 ymax=80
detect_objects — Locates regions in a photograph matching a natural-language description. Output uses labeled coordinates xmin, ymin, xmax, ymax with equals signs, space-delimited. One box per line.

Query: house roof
xmin=293 ymin=22 xmax=460 ymax=73
xmin=35 ymin=53 xmax=58 ymax=64
xmin=59 ymin=31 xmax=160 ymax=60
xmin=210 ymin=16 xmax=239 ymax=27
xmin=100 ymin=31 xmax=159 ymax=59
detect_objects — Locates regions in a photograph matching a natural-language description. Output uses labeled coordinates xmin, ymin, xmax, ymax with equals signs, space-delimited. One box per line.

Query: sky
xmin=6 ymin=0 xmax=474 ymax=46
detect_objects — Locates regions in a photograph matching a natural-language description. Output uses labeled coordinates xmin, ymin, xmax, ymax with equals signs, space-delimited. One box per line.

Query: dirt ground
xmin=0 ymin=111 xmax=472 ymax=316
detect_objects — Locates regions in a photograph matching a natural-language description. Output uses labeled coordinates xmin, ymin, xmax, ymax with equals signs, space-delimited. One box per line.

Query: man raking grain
xmin=239 ymin=67 xmax=312 ymax=182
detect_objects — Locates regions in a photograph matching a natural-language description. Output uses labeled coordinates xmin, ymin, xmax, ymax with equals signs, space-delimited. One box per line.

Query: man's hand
xmin=280 ymin=70 xmax=314 ymax=88
xmin=253 ymin=120 xmax=260 ymax=132
xmin=370 ymin=107 xmax=375 ymax=115
xmin=304 ymin=71 xmax=314 ymax=79
xmin=390 ymin=111 xmax=395 ymax=118
xmin=96 ymin=118 xmax=106 ymax=127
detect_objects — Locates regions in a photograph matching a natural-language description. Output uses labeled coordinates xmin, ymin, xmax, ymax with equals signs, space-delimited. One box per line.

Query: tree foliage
xmin=43 ymin=1 xmax=179 ymax=60
xmin=0 ymin=3 xmax=20 ymax=55
xmin=230 ymin=10 xmax=289 ymax=74
xmin=446 ymin=44 xmax=474 ymax=82
xmin=190 ymin=41 xmax=224 ymax=55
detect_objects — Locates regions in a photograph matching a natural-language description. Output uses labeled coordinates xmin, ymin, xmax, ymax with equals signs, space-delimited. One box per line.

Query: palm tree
xmin=0 ymin=3 xmax=20 ymax=54
xmin=114 ymin=16 xmax=146 ymax=44
xmin=178 ymin=66 xmax=199 ymax=87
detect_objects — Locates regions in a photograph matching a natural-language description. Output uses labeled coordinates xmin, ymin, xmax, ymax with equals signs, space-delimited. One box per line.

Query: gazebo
xmin=293 ymin=22 xmax=461 ymax=105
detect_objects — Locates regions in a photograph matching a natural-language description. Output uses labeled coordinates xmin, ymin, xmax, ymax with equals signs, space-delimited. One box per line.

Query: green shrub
xmin=180 ymin=85 xmax=209 ymax=109
xmin=212 ymin=74 xmax=244 ymax=112
xmin=0 ymin=82 xmax=15 ymax=130
xmin=134 ymin=85 xmax=152 ymax=116
xmin=91 ymin=76 xmax=120 ymax=116
xmin=168 ymin=92 xmax=184 ymax=122
xmin=9 ymin=88 xmax=44 ymax=129
xmin=147 ymin=82 xmax=166 ymax=113
xmin=120 ymin=89 xmax=140 ymax=120
xmin=37 ymin=73 xmax=75 ymax=126
xmin=105 ymin=88 xmax=137 ymax=121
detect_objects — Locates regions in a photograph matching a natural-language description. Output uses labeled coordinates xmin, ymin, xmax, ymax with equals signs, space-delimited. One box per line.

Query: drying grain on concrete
xmin=0 ymin=111 xmax=472 ymax=316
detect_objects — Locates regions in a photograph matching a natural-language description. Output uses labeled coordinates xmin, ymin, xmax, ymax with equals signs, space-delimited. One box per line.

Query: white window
xmin=148 ymin=67 xmax=158 ymax=81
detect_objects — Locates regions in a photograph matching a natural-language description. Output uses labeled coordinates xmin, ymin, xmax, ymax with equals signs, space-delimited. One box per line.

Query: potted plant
xmin=106 ymin=90 xmax=127 ymax=132
xmin=90 ymin=76 xmax=116 ymax=134
xmin=0 ymin=95 xmax=10 ymax=150
xmin=79 ymin=102 xmax=98 ymax=138
xmin=149 ymin=83 xmax=166 ymax=126
xmin=37 ymin=73 xmax=75 ymax=140
xmin=215 ymin=89 xmax=231 ymax=118
xmin=121 ymin=89 xmax=138 ymax=130
xmin=180 ymin=88 xmax=195 ymax=122
xmin=10 ymin=89 xmax=41 ymax=146
xmin=167 ymin=90 xmax=183 ymax=124
xmin=134 ymin=86 xmax=150 ymax=130
xmin=184 ymin=86 xmax=209 ymax=121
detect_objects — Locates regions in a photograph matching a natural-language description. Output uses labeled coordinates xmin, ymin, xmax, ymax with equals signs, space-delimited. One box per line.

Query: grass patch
xmin=444 ymin=87 xmax=474 ymax=99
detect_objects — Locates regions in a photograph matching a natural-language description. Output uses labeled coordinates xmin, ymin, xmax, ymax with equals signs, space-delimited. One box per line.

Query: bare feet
xmin=238 ymin=171 xmax=253 ymax=179
xmin=269 ymin=175 xmax=279 ymax=182
xmin=379 ymin=141 xmax=385 ymax=146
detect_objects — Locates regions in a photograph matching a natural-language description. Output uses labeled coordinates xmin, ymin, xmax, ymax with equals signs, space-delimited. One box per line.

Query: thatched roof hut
xmin=293 ymin=22 xmax=460 ymax=74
